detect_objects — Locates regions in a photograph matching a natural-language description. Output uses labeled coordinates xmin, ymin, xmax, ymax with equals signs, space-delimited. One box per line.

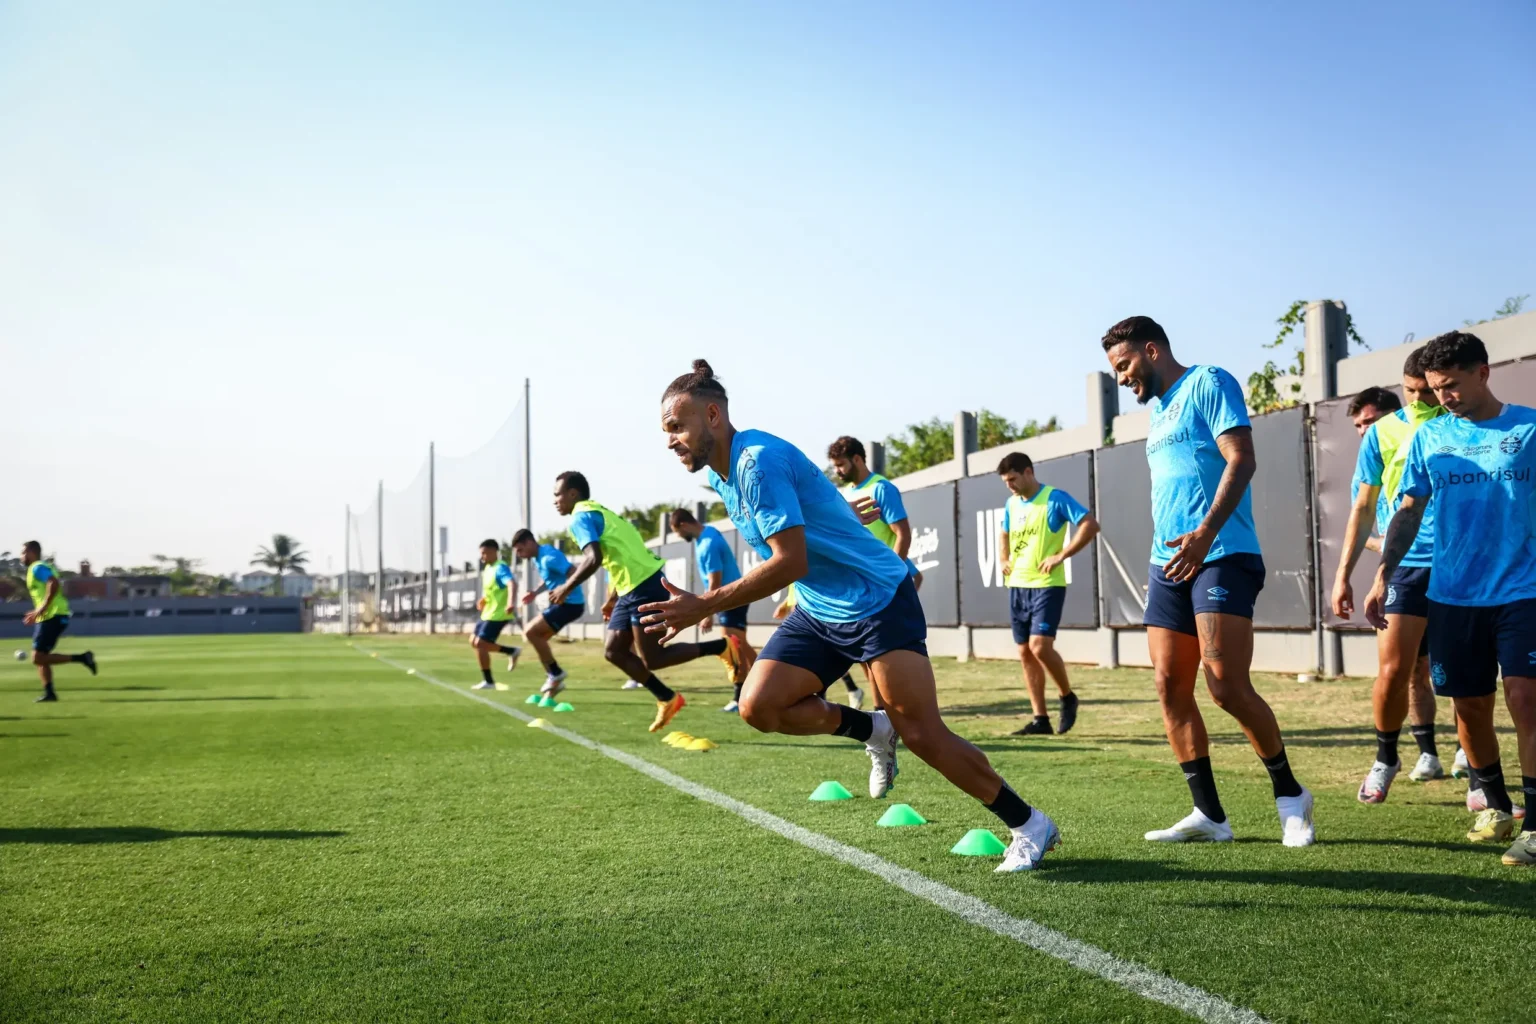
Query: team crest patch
xmin=1501 ymin=434 xmax=1523 ymax=455
xmin=1385 ymin=585 xmax=1398 ymax=606
xmin=1431 ymin=661 xmax=1447 ymax=688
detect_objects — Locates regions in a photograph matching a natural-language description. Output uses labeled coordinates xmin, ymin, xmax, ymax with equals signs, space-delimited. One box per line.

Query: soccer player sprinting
xmin=546 ymin=471 xmax=745 ymax=732
xmin=19 ymin=541 xmax=96 ymax=701
xmin=1363 ymin=331 xmax=1536 ymax=865
xmin=667 ymin=508 xmax=757 ymax=712
xmin=645 ymin=360 xmax=1059 ymax=871
xmin=510 ymin=529 xmax=585 ymax=697
xmin=995 ymin=452 xmax=1100 ymax=736
xmin=1333 ymin=352 xmax=1450 ymax=803
xmin=470 ymin=539 xmax=522 ymax=691
xmin=774 ymin=584 xmax=865 ymax=710
xmin=1102 ymin=317 xmax=1315 ymax=847
xmin=828 ymin=436 xmax=923 ymax=590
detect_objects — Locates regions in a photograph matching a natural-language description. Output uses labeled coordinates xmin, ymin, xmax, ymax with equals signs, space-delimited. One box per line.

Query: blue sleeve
xmin=1399 ymin=429 xmax=1433 ymax=499
xmin=744 ymin=446 xmax=806 ymax=541
xmin=545 ymin=547 xmax=571 ymax=574
xmin=1196 ymin=367 xmax=1251 ymax=437
xmin=569 ymin=511 xmax=605 ymax=549
xmin=697 ymin=537 xmax=724 ymax=575
xmin=1046 ymin=490 xmax=1091 ymax=533
xmin=494 ymin=563 xmax=513 ymax=587
xmin=1351 ymin=425 xmax=1384 ymax=497
xmin=873 ymin=480 xmax=907 ymax=524
xmin=33 ymin=563 xmax=53 ymax=583
xmin=1000 ymin=501 xmax=1010 ymax=532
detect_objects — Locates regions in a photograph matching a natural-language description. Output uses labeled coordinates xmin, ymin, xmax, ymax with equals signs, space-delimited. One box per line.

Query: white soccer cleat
xmin=506 ymin=647 xmax=523 ymax=671
xmin=1357 ymin=761 xmax=1399 ymax=804
xmin=471 ymin=681 xmax=495 ymax=691
xmin=1144 ymin=808 xmax=1233 ymax=843
xmin=541 ymin=671 xmax=567 ymax=697
xmin=866 ymin=710 xmax=899 ymax=799
xmin=996 ymin=810 xmax=1061 ymax=873
xmin=848 ymin=687 xmax=866 ymax=711
xmin=1278 ymin=787 xmax=1316 ymax=847
xmin=1452 ymin=747 xmax=1470 ymax=779
xmin=621 ymin=679 xmax=643 ymax=690
xmin=721 ymin=700 xmax=740 ymax=713
xmin=1467 ymin=786 xmax=1526 ymax=819
xmin=1409 ymin=752 xmax=1445 ymax=782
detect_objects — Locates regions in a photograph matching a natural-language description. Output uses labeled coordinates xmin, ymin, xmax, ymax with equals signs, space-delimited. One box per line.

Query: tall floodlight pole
xmin=343 ymin=504 xmax=352 ymax=635
xmin=376 ymin=480 xmax=384 ymax=631
xmin=427 ymin=441 xmax=437 ymax=635
xmin=522 ymin=378 xmax=534 ymax=629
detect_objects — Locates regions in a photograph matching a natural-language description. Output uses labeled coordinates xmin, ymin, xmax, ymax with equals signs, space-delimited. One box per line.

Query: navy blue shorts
xmin=759 ymin=578 xmax=927 ymax=686
xmin=474 ymin=619 xmax=511 ymax=643
xmin=1427 ymin=597 xmax=1536 ymax=698
xmin=1009 ymin=586 xmax=1066 ymax=642
xmin=715 ymin=605 xmax=748 ymax=631
xmin=1383 ymin=566 xmax=1431 ymax=657
xmin=608 ymin=570 xmax=669 ymax=633
xmin=32 ymin=616 xmax=69 ymax=653
xmin=1144 ymin=553 xmax=1266 ymax=636
xmin=541 ymin=601 xmax=585 ymax=633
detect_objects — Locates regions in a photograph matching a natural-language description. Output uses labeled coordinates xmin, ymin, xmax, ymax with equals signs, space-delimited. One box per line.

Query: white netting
xmin=434 ymin=404 xmax=527 ymax=571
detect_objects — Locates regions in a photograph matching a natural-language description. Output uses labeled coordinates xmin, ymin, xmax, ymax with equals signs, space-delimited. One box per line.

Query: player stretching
xmin=1333 ymin=351 xmax=1449 ymax=803
xmin=774 ymin=585 xmax=865 ymax=709
xmin=1102 ymin=317 xmax=1314 ymax=846
xmin=510 ymin=529 xmax=585 ymax=697
xmin=19 ymin=541 xmax=96 ymax=701
xmin=667 ymin=508 xmax=757 ymax=712
xmin=646 ymin=361 xmax=1060 ymax=871
xmin=547 ymin=471 xmax=745 ymax=732
xmin=996 ymin=452 xmax=1099 ymax=736
xmin=1364 ymin=331 xmax=1536 ymax=865
xmin=470 ymin=539 xmax=522 ymax=691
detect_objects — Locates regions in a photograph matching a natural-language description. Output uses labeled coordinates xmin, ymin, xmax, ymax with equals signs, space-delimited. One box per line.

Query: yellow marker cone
xmin=662 ymin=731 xmax=686 ymax=743
xmin=664 ymin=733 xmax=694 ymax=747
xmin=406 ymin=669 xmax=416 ymax=675
xmin=527 ymin=718 xmax=550 ymax=729
xmin=685 ymin=738 xmax=717 ymax=752
xmin=370 ymin=653 xmax=379 ymax=658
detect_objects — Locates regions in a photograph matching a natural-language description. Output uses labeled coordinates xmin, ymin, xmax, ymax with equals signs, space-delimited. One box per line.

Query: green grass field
xmin=3 ymin=633 xmax=1532 ymax=1023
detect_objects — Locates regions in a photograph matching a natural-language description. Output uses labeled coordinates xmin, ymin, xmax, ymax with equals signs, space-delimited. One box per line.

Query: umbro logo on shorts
xmin=1206 ymin=586 xmax=1228 ymax=600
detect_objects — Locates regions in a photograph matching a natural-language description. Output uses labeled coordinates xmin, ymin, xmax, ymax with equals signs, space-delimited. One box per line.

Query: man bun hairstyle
xmin=1101 ymin=315 xmax=1169 ymax=352
xmin=826 ymin=435 xmax=865 ymax=461
xmin=555 ymin=470 xmax=590 ymax=501
xmin=1420 ymin=331 xmax=1489 ymax=374
xmin=1346 ymin=386 xmax=1401 ymax=417
xmin=997 ymin=452 xmax=1033 ymax=474
xmin=511 ymin=529 xmax=536 ymax=546
xmin=662 ymin=359 xmax=729 ymax=404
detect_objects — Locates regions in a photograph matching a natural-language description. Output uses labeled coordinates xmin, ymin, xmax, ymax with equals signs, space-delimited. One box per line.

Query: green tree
xmin=1465 ymin=294 xmax=1529 ymax=326
xmin=153 ymin=554 xmax=204 ymax=595
xmin=1247 ymin=300 xmax=1367 ymax=414
xmin=882 ymin=408 xmax=1059 ymax=478
xmin=250 ymin=534 xmax=310 ymax=596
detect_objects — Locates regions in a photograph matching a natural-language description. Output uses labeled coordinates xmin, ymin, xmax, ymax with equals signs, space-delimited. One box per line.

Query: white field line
xmin=363 ymin=648 xmax=1268 ymax=1024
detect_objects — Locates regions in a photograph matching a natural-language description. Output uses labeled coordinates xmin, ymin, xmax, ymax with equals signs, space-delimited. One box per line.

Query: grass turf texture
xmin=2 ymin=634 xmax=1532 ymax=1023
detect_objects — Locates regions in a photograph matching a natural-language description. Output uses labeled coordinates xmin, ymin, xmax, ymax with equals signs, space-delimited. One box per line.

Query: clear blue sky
xmin=3 ymin=1 xmax=1533 ymax=576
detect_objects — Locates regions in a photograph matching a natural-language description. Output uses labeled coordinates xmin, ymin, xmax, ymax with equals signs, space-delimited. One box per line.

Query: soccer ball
xmin=13 ymin=650 xmax=25 ymax=661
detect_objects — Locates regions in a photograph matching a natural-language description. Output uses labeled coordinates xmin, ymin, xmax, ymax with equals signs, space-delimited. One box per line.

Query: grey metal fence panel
xmin=957 ymin=452 xmax=1097 ymax=629
xmin=1249 ymin=406 xmax=1314 ymax=628
xmin=0 ymin=597 xmax=303 ymax=638
xmin=901 ymin=482 xmax=959 ymax=626
xmin=1093 ymin=443 xmax=1154 ymax=627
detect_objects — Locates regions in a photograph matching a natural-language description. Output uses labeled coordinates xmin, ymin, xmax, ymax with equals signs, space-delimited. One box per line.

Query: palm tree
xmin=251 ymin=534 xmax=309 ymax=596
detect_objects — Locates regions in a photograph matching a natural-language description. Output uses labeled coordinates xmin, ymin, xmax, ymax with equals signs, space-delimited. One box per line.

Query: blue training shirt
xmin=535 ymin=544 xmax=584 ymax=605
xmin=1350 ymin=409 xmax=1435 ymax=568
xmin=868 ymin=477 xmax=907 ymax=527
xmin=694 ymin=525 xmax=742 ymax=588
xmin=1145 ymin=365 xmax=1261 ymax=566
xmin=569 ymin=510 xmax=605 ymax=549
xmin=1000 ymin=487 xmax=1091 ymax=534
xmin=1398 ymin=404 xmax=1536 ymax=607
xmin=709 ymin=428 xmax=909 ymax=623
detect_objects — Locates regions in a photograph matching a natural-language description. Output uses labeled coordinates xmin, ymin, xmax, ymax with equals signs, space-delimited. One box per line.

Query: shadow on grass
xmin=97 ymin=695 xmax=305 ymax=703
xmin=0 ymin=732 xmax=68 ymax=739
xmin=57 ymin=685 xmax=164 ymax=692
xmin=0 ymin=827 xmax=347 ymax=845
xmin=1041 ymin=858 xmax=1534 ymax=915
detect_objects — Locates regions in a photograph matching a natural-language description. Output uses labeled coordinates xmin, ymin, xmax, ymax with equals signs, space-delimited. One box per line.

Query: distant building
xmin=115 ymin=576 xmax=173 ymax=599
xmin=239 ymin=572 xmax=314 ymax=597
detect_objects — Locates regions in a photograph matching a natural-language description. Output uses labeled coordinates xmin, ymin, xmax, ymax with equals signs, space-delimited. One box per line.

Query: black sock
xmin=43 ymin=681 xmax=56 ymax=694
xmin=1261 ymin=747 xmax=1304 ymax=799
xmin=1375 ymin=729 xmax=1401 ymax=767
xmin=641 ymin=674 xmax=676 ymax=702
xmin=733 ymin=683 xmax=743 ymax=701
xmin=481 ymin=668 xmax=494 ymax=684
xmin=1061 ymin=691 xmax=1078 ymax=707
xmin=1033 ymin=714 xmax=1051 ymax=725
xmin=1409 ymin=723 xmax=1437 ymax=758
xmin=697 ymin=639 xmax=727 ymax=657
xmin=1473 ymin=761 xmax=1512 ymax=813
xmin=1180 ymin=756 xmax=1226 ymax=823
xmin=547 ymin=660 xmax=563 ymax=676
xmin=985 ymin=783 xmax=1033 ymax=829
xmin=831 ymin=705 xmax=874 ymax=743
xmin=68 ymin=653 xmax=85 ymax=663
xmin=497 ymin=644 xmax=518 ymax=655
xmin=1523 ymin=777 xmax=1536 ymax=825
xmin=842 ymin=674 xmax=859 ymax=693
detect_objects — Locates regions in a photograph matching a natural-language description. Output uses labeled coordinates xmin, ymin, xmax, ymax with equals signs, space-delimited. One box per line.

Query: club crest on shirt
xmin=1501 ymin=434 xmax=1524 ymax=455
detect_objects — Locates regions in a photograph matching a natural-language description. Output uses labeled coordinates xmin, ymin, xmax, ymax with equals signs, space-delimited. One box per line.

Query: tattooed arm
xmin=1362 ymin=494 xmax=1426 ymax=629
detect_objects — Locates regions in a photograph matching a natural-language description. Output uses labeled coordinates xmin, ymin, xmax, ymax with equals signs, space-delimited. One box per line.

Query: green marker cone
xmin=538 ymin=694 xmax=557 ymax=708
xmin=950 ymin=828 xmax=1007 ymax=856
xmin=876 ymin=803 xmax=927 ymax=827
xmin=524 ymin=694 xmax=541 ymax=705
xmin=809 ymin=781 xmax=854 ymax=802
xmin=553 ymin=702 xmax=575 ymax=712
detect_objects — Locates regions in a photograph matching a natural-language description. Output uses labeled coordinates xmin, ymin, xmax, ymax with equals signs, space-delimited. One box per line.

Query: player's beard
xmin=684 ymin=431 xmax=715 ymax=473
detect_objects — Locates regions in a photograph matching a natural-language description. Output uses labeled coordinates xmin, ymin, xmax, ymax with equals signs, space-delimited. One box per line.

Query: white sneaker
xmin=471 ymin=681 xmax=495 ymax=691
xmin=1357 ymin=761 xmax=1399 ymax=804
xmin=1278 ymin=787 xmax=1316 ymax=847
xmin=847 ymin=687 xmax=866 ymax=711
xmin=1453 ymin=747 xmax=1470 ymax=779
xmin=865 ymin=710 xmax=898 ymax=798
xmin=541 ymin=672 xmax=567 ymax=698
xmin=1409 ymin=752 xmax=1445 ymax=782
xmin=621 ymin=680 xmax=643 ymax=690
xmin=722 ymin=700 xmax=740 ymax=713
xmin=996 ymin=810 xmax=1061 ymax=873
xmin=1144 ymin=808 xmax=1233 ymax=843
xmin=506 ymin=647 xmax=522 ymax=671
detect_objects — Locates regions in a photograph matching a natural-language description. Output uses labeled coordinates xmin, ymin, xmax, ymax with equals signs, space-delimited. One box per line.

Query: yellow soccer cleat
xmin=719 ymin=634 xmax=755 ymax=686
xmin=649 ymin=694 xmax=686 ymax=733
xmin=1502 ymin=831 xmax=1536 ymax=866
xmin=1468 ymin=808 xmax=1515 ymax=843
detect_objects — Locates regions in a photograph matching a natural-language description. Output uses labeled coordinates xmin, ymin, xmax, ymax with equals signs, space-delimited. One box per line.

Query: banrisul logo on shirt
xmin=1431 ymin=467 xmax=1530 ymax=488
